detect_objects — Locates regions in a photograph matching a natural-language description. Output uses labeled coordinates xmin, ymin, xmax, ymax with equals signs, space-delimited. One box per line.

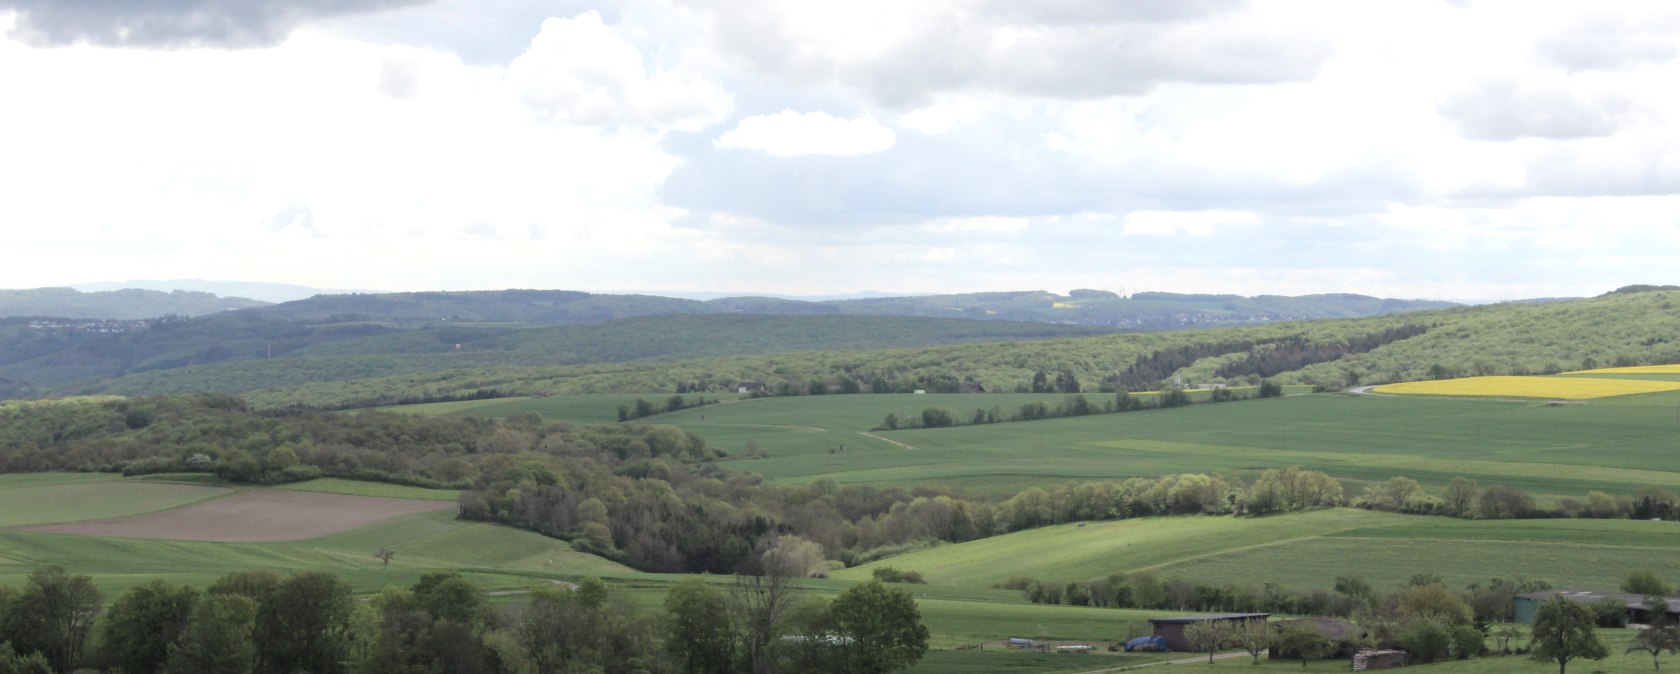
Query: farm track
xmin=1071 ymin=650 xmax=1249 ymax=674
xmin=857 ymin=431 xmax=915 ymax=449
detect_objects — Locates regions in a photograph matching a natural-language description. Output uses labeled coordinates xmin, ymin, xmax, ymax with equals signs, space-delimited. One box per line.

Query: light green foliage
xmin=1182 ymin=619 xmax=1231 ymax=663
xmin=1273 ymin=623 xmax=1333 ymax=668
xmin=166 ymin=595 xmax=257 ymax=674
xmin=661 ymin=578 xmax=734 ymax=674
xmin=1531 ymin=597 xmax=1610 ymax=674
xmin=99 ymin=579 xmax=198 ymax=674
xmin=830 ymin=580 xmax=929 ymax=674
xmin=1623 ymin=569 xmax=1673 ymax=597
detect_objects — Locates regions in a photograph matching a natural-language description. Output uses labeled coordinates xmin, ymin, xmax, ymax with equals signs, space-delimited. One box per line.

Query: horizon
xmin=3 ymin=1 xmax=1677 ymax=300
xmin=13 ymin=277 xmax=1587 ymax=306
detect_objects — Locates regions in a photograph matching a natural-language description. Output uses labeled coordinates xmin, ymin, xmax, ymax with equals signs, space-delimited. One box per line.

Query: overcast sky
xmin=2 ymin=0 xmax=1677 ymax=300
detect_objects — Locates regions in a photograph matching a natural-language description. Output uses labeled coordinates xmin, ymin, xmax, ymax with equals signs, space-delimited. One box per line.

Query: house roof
xmin=1150 ymin=613 xmax=1270 ymax=625
xmin=1517 ymin=590 xmax=1680 ymax=611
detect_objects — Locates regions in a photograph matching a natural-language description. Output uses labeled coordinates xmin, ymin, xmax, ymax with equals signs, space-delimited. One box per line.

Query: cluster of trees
xmin=1354 ymin=476 xmax=1680 ymax=522
xmin=617 ymin=395 xmax=716 ymax=422
xmin=0 ymin=558 xmax=928 ymax=674
xmin=876 ymin=382 xmax=1284 ymax=431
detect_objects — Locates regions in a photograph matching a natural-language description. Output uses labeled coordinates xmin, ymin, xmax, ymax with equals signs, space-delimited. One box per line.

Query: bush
xmin=865 ymin=567 xmax=925 ymax=584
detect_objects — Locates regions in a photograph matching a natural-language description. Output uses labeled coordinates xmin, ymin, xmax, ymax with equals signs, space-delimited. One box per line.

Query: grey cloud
xmin=698 ymin=2 xmax=1329 ymax=107
xmin=663 ymin=117 xmax=1423 ymax=231
xmin=1534 ymin=14 xmax=1679 ymax=72
xmin=1438 ymin=80 xmax=1629 ymax=141
xmin=0 ymin=0 xmax=430 ymax=48
xmin=978 ymin=0 xmax=1249 ymax=25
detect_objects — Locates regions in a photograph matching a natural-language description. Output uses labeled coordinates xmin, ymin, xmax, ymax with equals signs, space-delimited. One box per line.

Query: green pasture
xmin=0 ymin=473 xmax=233 ymax=527
xmin=381 ymin=388 xmax=1680 ymax=501
xmin=679 ymin=391 xmax=1680 ymax=500
xmin=838 ymin=508 xmax=1680 ymax=592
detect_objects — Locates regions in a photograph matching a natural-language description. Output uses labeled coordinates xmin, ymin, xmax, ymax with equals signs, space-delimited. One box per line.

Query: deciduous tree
xmin=1530 ymin=597 xmax=1608 ymax=674
xmin=830 ymin=581 xmax=929 ymax=674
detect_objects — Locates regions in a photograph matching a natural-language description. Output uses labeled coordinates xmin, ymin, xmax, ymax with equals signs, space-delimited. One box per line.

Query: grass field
xmin=835 ymin=508 xmax=1680 ymax=592
xmin=1372 ymin=376 xmax=1680 ymax=399
xmin=382 ymin=389 xmax=1680 ymax=502
xmin=0 ymin=473 xmax=233 ymax=527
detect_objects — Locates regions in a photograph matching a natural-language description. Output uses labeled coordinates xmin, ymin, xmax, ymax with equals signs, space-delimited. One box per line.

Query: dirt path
xmin=856 ymin=431 xmax=915 ymax=450
xmin=19 ymin=489 xmax=454 ymax=542
xmin=1070 ymin=650 xmax=1249 ymax=674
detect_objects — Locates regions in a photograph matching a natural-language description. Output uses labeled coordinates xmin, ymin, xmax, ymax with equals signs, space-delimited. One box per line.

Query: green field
xmin=0 ymin=473 xmax=233 ymax=527
xmin=388 ymin=388 xmax=1680 ymax=501
xmin=835 ymin=508 xmax=1680 ymax=592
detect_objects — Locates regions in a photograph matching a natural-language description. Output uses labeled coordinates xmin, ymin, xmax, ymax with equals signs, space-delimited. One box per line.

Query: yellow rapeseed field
xmin=1563 ymin=364 xmax=1680 ymax=375
xmin=1372 ymin=376 xmax=1680 ymax=400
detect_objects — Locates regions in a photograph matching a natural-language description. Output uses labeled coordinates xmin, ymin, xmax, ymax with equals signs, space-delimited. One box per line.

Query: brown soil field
xmin=19 ymin=489 xmax=455 ymax=542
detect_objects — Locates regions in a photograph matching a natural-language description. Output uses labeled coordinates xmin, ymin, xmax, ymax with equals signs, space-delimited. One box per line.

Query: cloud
xmin=1534 ymin=13 xmax=1679 ymax=72
xmin=508 ymin=11 xmax=731 ymax=131
xmin=1122 ymin=210 xmax=1257 ymax=236
xmin=693 ymin=0 xmax=1330 ymax=106
xmin=0 ymin=0 xmax=428 ymax=48
xmin=1438 ymin=79 xmax=1630 ymax=141
xmin=715 ymin=110 xmax=895 ymax=156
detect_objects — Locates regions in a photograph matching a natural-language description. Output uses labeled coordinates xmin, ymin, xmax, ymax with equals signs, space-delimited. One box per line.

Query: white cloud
xmin=919 ymin=216 xmax=1033 ymax=233
xmin=508 ymin=11 xmax=731 ymax=131
xmin=715 ymin=110 xmax=896 ymax=156
xmin=899 ymin=95 xmax=984 ymax=134
xmin=1122 ymin=210 xmax=1257 ymax=236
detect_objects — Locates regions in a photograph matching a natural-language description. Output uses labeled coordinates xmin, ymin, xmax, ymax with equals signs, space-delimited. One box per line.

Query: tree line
xmin=1009 ymin=567 xmax=1679 ymax=673
xmin=875 ymin=382 xmax=1285 ymax=431
xmin=0 ymin=553 xmax=927 ymax=674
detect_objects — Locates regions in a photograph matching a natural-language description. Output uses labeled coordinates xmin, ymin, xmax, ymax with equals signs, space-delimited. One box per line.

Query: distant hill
xmin=0 ymin=286 xmax=1463 ymax=403
xmin=0 ymin=288 xmax=268 ymax=319
xmin=119 ymin=288 xmax=1680 ymax=410
xmin=71 ymin=279 xmax=368 ymax=303
xmin=0 ymin=312 xmax=1113 ymax=399
xmin=244 ymin=288 xmax=1454 ymax=328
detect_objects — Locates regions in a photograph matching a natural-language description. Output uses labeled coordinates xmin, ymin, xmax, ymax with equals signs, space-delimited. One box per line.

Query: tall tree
xmin=100 ymin=580 xmax=198 ymax=674
xmin=829 ymin=581 xmax=929 ymax=674
xmin=7 ymin=565 xmax=101 ymax=673
xmin=1530 ymin=597 xmax=1609 ymax=674
xmin=662 ymin=579 xmax=735 ymax=674
xmin=267 ymin=572 xmax=354 ymax=674
xmin=165 ymin=595 xmax=257 ymax=674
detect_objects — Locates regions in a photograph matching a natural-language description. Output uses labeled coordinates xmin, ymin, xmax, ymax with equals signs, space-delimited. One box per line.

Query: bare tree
xmin=732 ymin=541 xmax=803 ymax=674
xmin=375 ymin=547 xmax=395 ymax=569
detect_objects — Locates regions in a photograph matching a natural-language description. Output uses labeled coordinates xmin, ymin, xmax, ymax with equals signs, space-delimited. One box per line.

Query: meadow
xmin=834 ymin=509 xmax=1680 ymax=592
xmin=394 ymin=388 xmax=1680 ymax=501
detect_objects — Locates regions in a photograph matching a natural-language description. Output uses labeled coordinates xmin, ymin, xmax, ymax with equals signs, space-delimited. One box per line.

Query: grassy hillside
xmin=398 ymin=387 xmax=1680 ymax=502
xmin=834 ymin=509 xmax=1680 ymax=592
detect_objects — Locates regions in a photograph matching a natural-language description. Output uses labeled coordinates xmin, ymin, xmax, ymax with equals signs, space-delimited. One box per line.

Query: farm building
xmin=958 ymin=382 xmax=987 ymax=393
xmin=1148 ymin=613 xmax=1270 ymax=651
xmin=1269 ymin=617 xmax=1368 ymax=659
xmin=1514 ymin=590 xmax=1680 ymax=625
xmin=736 ymin=381 xmax=767 ymax=394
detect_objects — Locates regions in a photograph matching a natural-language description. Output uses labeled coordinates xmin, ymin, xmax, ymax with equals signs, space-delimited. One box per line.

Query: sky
xmin=1 ymin=0 xmax=1677 ymax=301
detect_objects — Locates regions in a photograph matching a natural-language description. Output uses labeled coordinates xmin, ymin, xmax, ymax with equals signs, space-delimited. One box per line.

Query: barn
xmin=1148 ymin=613 xmax=1270 ymax=651
xmin=1514 ymin=590 xmax=1680 ymax=626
